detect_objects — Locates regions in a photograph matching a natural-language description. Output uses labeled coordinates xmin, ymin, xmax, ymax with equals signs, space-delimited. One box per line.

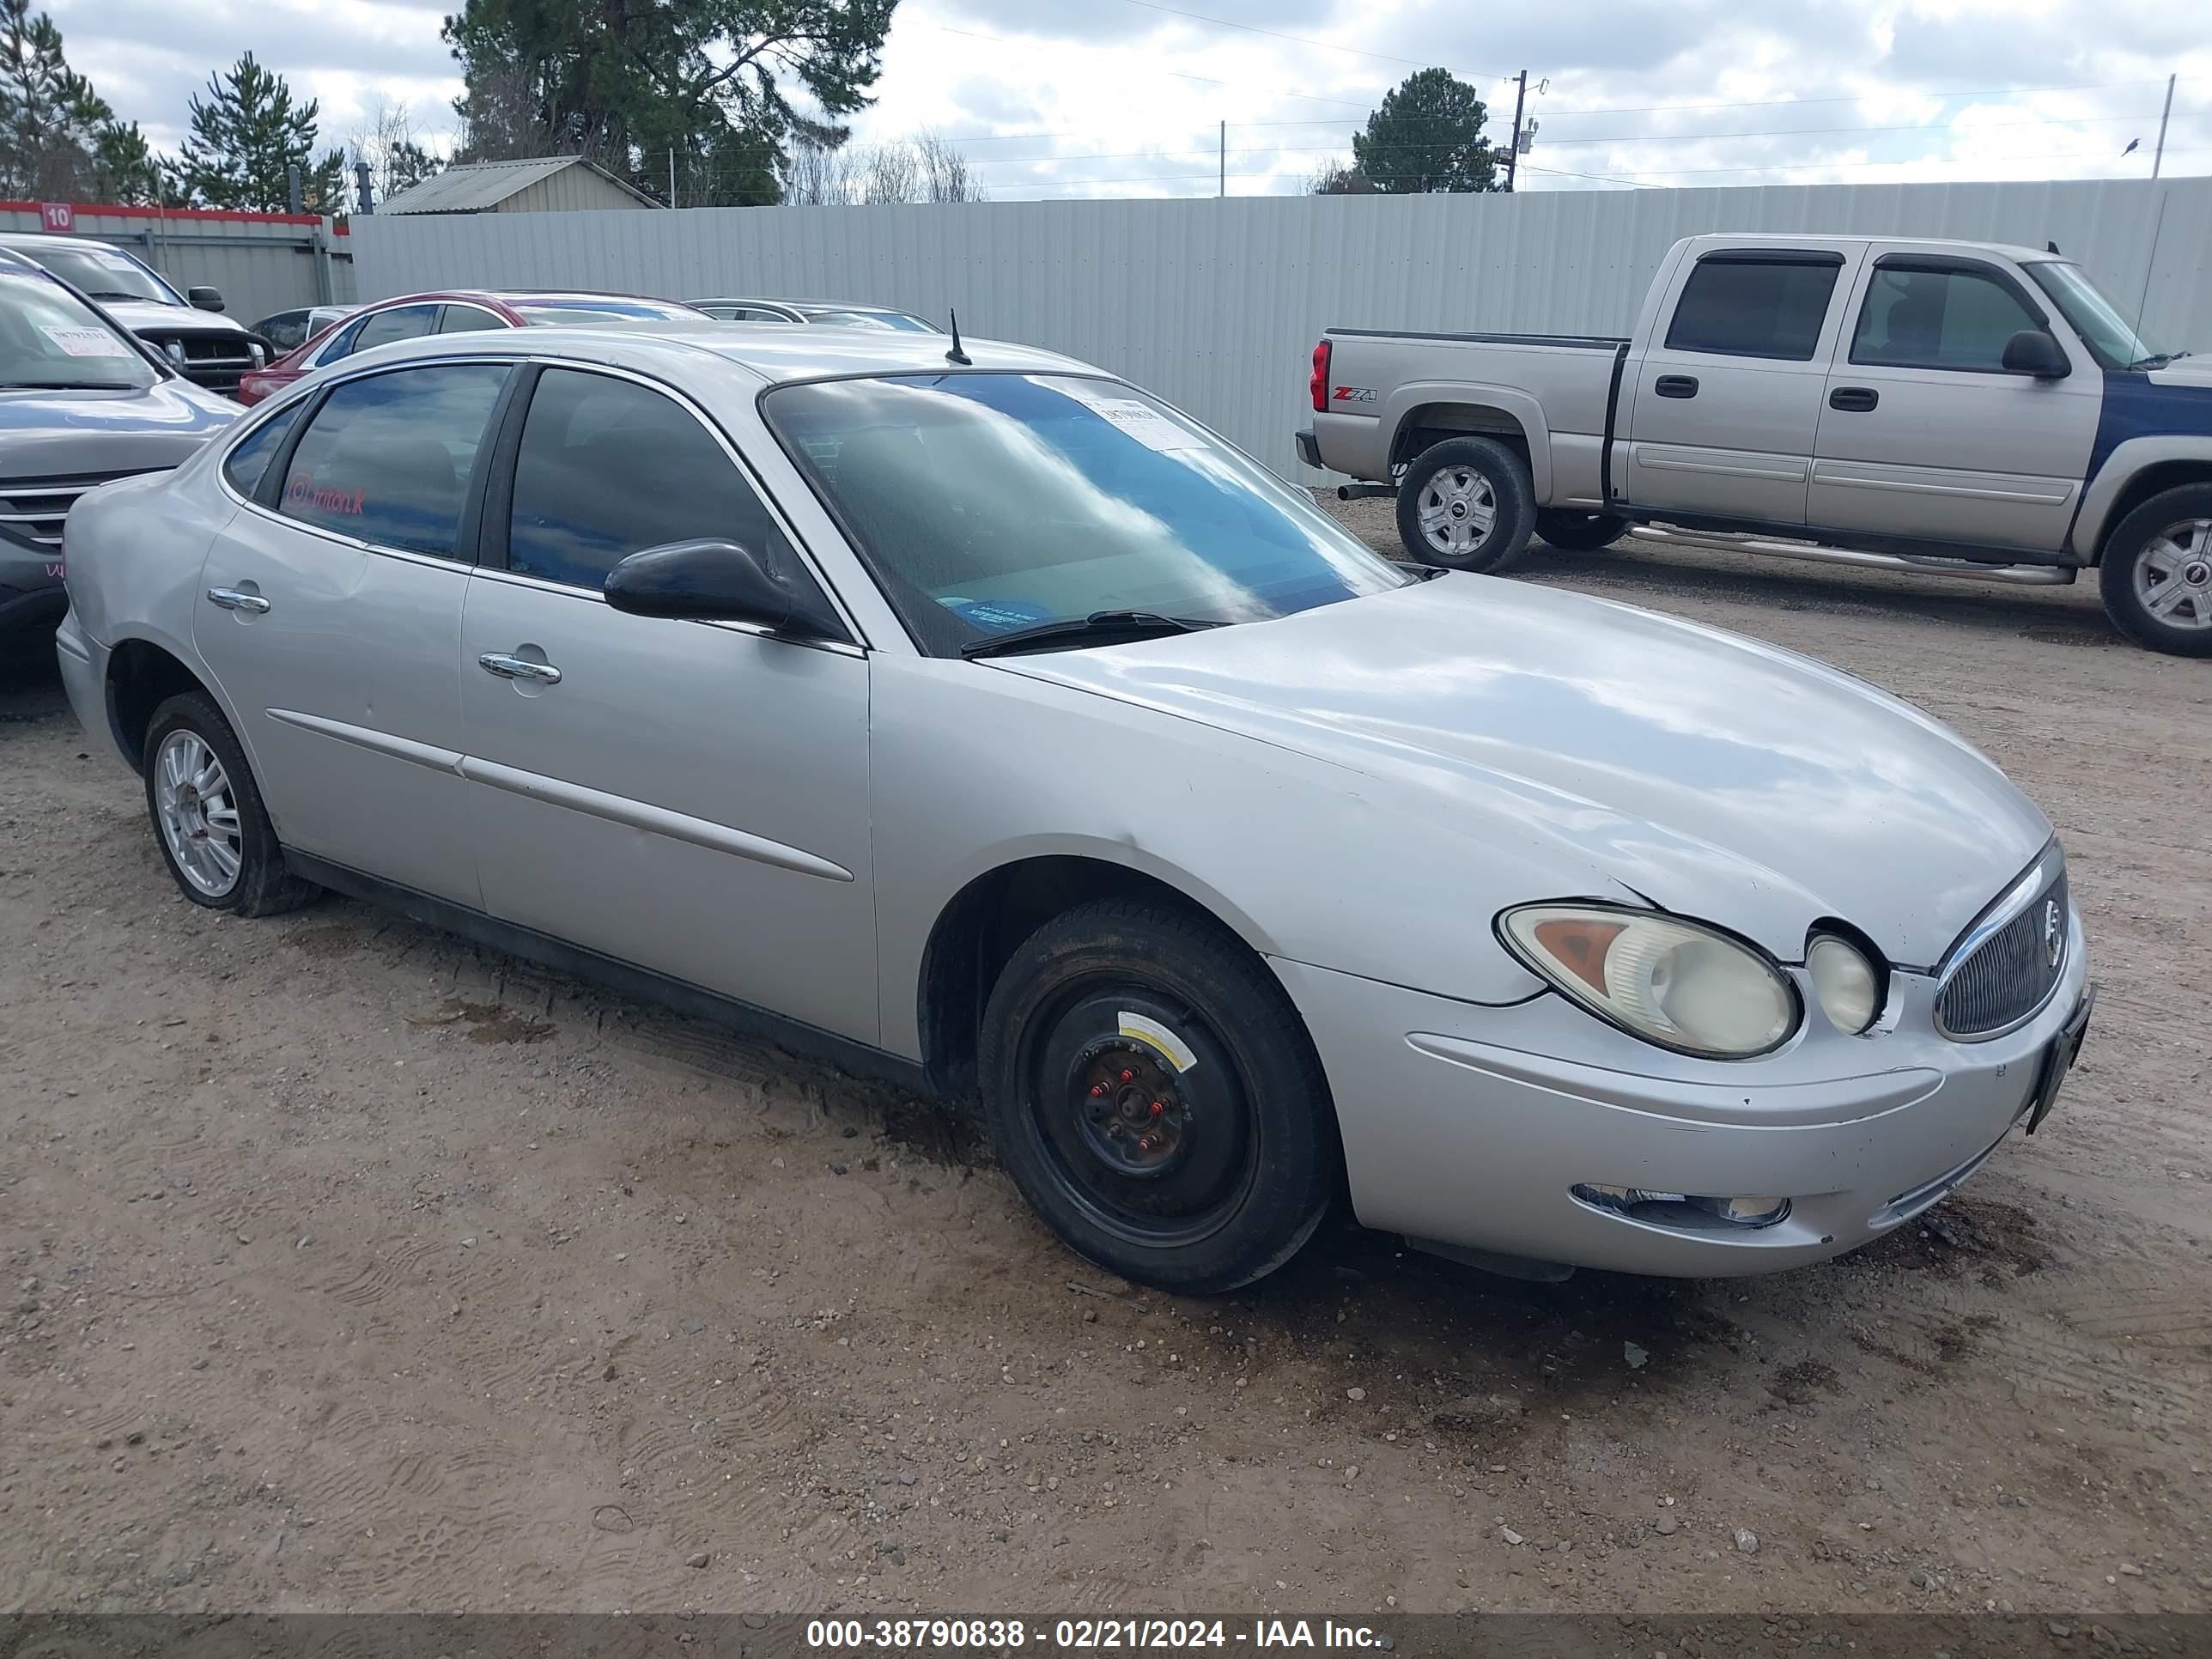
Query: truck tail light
xmin=1309 ymin=339 xmax=1331 ymax=413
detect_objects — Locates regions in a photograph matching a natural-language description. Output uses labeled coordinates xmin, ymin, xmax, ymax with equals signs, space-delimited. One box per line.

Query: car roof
xmin=696 ymin=297 xmax=926 ymax=315
xmin=1682 ymin=231 xmax=2058 ymax=265
xmin=352 ymin=289 xmax=701 ymax=310
xmin=336 ymin=319 xmax=1103 ymax=386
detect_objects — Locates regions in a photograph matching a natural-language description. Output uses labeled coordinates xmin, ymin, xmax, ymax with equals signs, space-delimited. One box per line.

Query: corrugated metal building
xmin=377 ymin=157 xmax=662 ymax=216
xmin=349 ymin=173 xmax=2212 ymax=478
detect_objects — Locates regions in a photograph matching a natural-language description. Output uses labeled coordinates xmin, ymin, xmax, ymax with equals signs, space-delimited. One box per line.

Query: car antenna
xmin=945 ymin=308 xmax=972 ymax=367
xmin=2046 ymin=240 xmax=2062 ymax=254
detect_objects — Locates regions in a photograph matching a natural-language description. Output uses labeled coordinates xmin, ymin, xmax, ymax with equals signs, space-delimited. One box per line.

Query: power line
xmin=1537 ymin=145 xmax=2212 ymax=180
xmin=1533 ymin=112 xmax=2160 ymax=146
xmin=1536 ymin=80 xmax=2172 ymax=118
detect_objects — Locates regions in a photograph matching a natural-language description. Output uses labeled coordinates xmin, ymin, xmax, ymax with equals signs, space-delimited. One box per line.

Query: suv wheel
xmin=143 ymin=693 xmax=321 ymax=915
xmin=978 ymin=898 xmax=1338 ymax=1294
xmin=2100 ymin=484 xmax=2212 ymax=656
xmin=1395 ymin=436 xmax=1535 ymax=573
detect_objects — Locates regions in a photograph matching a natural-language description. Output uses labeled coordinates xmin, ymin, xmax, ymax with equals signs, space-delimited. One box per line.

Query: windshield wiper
xmin=0 ymin=380 xmax=133 ymax=391
xmin=2126 ymin=352 xmax=2179 ymax=371
xmin=960 ymin=609 xmax=1220 ymax=659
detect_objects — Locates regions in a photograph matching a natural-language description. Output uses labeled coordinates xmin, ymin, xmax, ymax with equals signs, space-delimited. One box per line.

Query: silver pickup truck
xmin=1298 ymin=233 xmax=2212 ymax=654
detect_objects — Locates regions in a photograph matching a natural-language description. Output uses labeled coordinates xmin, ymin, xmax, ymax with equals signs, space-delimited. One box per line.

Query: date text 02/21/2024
xmin=804 ymin=1619 xmax=1393 ymax=1650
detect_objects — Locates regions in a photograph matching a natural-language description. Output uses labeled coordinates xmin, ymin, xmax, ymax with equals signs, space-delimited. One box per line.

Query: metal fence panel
xmin=0 ymin=206 xmax=355 ymax=329
xmin=347 ymin=176 xmax=2212 ymax=477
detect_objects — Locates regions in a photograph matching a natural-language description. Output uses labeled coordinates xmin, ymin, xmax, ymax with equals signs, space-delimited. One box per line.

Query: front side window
xmin=222 ymin=401 xmax=302 ymax=497
xmin=1850 ymin=265 xmax=2039 ymax=372
xmin=0 ymin=266 xmax=157 ymax=390
xmin=507 ymin=368 xmax=807 ymax=592
xmin=277 ymin=363 xmax=509 ymax=556
xmin=259 ymin=312 xmax=307 ymax=352
xmin=1664 ymin=256 xmax=1842 ymax=361
xmin=765 ymin=373 xmax=1410 ymax=656
xmin=12 ymin=242 xmax=179 ymax=307
xmin=2025 ymin=261 xmax=2171 ymax=370
xmin=350 ymin=304 xmax=441 ymax=356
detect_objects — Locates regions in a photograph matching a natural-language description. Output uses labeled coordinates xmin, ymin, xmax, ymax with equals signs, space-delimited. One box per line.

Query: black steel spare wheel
xmin=979 ymin=897 xmax=1338 ymax=1294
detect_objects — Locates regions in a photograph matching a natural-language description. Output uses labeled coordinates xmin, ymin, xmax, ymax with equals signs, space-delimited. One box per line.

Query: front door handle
xmin=205 ymin=586 xmax=270 ymax=614
xmin=478 ymin=652 xmax=562 ymax=685
xmin=1654 ymin=374 xmax=1698 ymax=399
xmin=1829 ymin=386 xmax=1880 ymax=412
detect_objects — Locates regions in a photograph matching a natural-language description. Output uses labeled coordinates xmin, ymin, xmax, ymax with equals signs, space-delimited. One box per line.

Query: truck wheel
xmin=2099 ymin=484 xmax=2212 ymax=656
xmin=1535 ymin=509 xmax=1628 ymax=552
xmin=1396 ymin=437 xmax=1534 ymax=573
xmin=978 ymin=897 xmax=1339 ymax=1295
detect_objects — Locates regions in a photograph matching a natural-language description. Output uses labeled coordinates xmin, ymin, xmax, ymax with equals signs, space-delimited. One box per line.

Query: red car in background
xmin=235 ymin=289 xmax=713 ymax=405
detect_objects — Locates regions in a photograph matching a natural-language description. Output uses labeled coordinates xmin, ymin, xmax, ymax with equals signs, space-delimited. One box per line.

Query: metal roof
xmin=377 ymin=157 xmax=659 ymax=216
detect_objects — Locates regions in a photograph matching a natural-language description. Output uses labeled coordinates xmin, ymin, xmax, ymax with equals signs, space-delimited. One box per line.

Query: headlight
xmin=247 ymin=341 xmax=267 ymax=367
xmin=1498 ymin=903 xmax=1799 ymax=1059
xmin=164 ymin=339 xmax=186 ymax=365
xmin=1807 ymin=934 xmax=1882 ymax=1034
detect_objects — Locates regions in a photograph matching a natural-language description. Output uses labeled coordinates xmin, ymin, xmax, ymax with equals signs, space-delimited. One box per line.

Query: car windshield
xmin=514 ymin=298 xmax=700 ymax=325
xmin=766 ymin=372 xmax=1411 ymax=655
xmin=805 ymin=308 xmax=939 ymax=333
xmin=0 ymin=267 xmax=158 ymax=390
xmin=11 ymin=242 xmax=179 ymax=306
xmin=2024 ymin=262 xmax=2174 ymax=369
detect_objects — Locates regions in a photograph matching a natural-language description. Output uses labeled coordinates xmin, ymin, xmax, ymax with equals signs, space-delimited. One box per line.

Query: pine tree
xmin=177 ymin=52 xmax=343 ymax=212
xmin=1351 ymin=68 xmax=1498 ymax=194
xmin=89 ymin=117 xmax=162 ymax=204
xmin=0 ymin=0 xmax=112 ymax=198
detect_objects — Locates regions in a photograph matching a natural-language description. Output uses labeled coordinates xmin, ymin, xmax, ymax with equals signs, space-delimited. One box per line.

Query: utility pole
xmin=2152 ymin=74 xmax=2175 ymax=179
xmin=1503 ymin=70 xmax=1528 ymax=191
xmin=1219 ymin=120 xmax=1226 ymax=198
xmin=670 ymin=149 xmax=678 ymax=207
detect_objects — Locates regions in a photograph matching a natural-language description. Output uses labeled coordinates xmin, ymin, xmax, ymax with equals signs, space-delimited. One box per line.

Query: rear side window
xmin=506 ymin=367 xmax=801 ymax=590
xmin=348 ymin=303 xmax=440 ymax=357
xmin=278 ymin=363 xmax=508 ymax=557
xmin=438 ymin=305 xmax=507 ymax=334
xmin=1850 ymin=265 xmax=2040 ymax=372
xmin=222 ymin=402 xmax=301 ymax=498
xmin=1664 ymin=256 xmax=1842 ymax=361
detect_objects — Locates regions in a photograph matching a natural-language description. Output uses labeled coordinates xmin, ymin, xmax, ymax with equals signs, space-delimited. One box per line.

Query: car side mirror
xmin=604 ymin=538 xmax=846 ymax=640
xmin=187 ymin=286 xmax=225 ymax=312
xmin=2001 ymin=329 xmax=2069 ymax=379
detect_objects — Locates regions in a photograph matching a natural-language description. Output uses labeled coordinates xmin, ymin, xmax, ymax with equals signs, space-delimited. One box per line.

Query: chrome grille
xmin=1936 ymin=863 xmax=2068 ymax=1039
xmin=0 ymin=471 xmax=143 ymax=550
xmin=141 ymin=331 xmax=256 ymax=394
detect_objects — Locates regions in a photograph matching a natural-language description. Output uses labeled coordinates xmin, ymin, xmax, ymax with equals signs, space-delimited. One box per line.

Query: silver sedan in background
xmin=54 ymin=323 xmax=2092 ymax=1292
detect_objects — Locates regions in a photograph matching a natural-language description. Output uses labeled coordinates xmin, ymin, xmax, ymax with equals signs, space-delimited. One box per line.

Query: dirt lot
xmin=3 ymin=514 xmax=2209 ymax=1621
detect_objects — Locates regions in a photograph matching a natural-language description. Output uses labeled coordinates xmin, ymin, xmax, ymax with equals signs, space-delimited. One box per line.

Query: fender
xmin=2073 ymin=435 xmax=2212 ymax=554
xmin=1380 ymin=380 xmax=1555 ymax=501
xmin=2071 ymin=364 xmax=2212 ymax=554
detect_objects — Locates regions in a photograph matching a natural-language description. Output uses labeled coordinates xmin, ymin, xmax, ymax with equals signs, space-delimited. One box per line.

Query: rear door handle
xmin=1654 ymin=374 xmax=1698 ymax=399
xmin=1828 ymin=386 xmax=1880 ymax=411
xmin=478 ymin=652 xmax=562 ymax=685
xmin=205 ymin=586 xmax=270 ymax=614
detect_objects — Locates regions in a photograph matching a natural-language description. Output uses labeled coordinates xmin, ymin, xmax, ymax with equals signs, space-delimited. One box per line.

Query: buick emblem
xmin=2042 ymin=898 xmax=2064 ymax=968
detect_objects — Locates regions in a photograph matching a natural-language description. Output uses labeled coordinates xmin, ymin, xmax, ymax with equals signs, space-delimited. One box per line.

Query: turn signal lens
xmin=1807 ymin=935 xmax=1882 ymax=1034
xmin=1501 ymin=903 xmax=1799 ymax=1059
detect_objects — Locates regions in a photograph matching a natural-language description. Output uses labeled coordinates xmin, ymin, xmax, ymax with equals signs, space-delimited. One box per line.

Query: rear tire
xmin=978 ymin=898 xmax=1338 ymax=1294
xmin=1395 ymin=436 xmax=1535 ymax=573
xmin=1535 ymin=508 xmax=1628 ymax=552
xmin=143 ymin=692 xmax=321 ymax=916
xmin=2099 ymin=484 xmax=2212 ymax=656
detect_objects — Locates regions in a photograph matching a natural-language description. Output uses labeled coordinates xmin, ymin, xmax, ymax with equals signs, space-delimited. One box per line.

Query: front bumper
xmin=1275 ymin=928 xmax=2091 ymax=1278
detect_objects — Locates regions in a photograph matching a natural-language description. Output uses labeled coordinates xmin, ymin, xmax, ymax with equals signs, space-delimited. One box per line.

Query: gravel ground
xmin=2 ymin=510 xmax=2208 ymax=1620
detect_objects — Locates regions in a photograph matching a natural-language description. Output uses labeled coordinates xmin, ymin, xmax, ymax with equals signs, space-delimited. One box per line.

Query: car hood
xmin=101 ymin=300 xmax=249 ymax=337
xmin=0 ymin=380 xmax=240 ymax=475
xmin=2147 ymin=356 xmax=2212 ymax=389
xmin=996 ymin=577 xmax=2049 ymax=969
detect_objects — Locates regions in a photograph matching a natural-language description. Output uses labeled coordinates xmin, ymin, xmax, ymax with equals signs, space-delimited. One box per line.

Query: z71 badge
xmin=1331 ymin=386 xmax=1376 ymax=403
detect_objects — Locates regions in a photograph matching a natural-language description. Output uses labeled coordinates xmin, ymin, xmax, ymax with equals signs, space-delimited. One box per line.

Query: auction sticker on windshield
xmin=40 ymin=326 xmax=131 ymax=357
xmin=1057 ymin=381 xmax=1206 ymax=452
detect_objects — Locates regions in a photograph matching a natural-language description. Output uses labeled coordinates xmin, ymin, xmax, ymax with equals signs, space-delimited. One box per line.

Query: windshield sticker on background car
xmin=40 ymin=325 xmax=131 ymax=357
xmin=1118 ymin=1012 xmax=1198 ymax=1073
xmin=939 ymin=596 xmax=1054 ymax=631
xmin=89 ymin=249 xmax=144 ymax=273
xmin=1054 ymin=382 xmax=1206 ymax=453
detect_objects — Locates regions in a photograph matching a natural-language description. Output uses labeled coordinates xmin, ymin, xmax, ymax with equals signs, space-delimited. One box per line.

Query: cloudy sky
xmin=47 ymin=0 xmax=2209 ymax=198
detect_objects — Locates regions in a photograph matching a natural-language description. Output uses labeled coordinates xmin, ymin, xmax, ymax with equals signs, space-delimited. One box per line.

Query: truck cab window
xmin=1663 ymin=257 xmax=1841 ymax=362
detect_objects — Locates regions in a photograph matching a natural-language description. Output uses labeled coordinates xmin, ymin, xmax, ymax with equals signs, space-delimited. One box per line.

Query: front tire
xmin=978 ymin=898 xmax=1338 ymax=1294
xmin=2100 ymin=485 xmax=2212 ymax=655
xmin=143 ymin=692 xmax=320 ymax=915
xmin=1395 ymin=436 xmax=1535 ymax=573
xmin=1535 ymin=508 xmax=1628 ymax=552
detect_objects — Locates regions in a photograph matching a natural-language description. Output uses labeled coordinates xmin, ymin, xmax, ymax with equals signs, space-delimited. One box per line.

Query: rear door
xmin=1810 ymin=252 xmax=2100 ymax=550
xmin=1622 ymin=247 xmax=1858 ymax=526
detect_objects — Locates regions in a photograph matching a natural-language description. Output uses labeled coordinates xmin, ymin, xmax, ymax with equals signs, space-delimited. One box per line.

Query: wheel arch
xmin=105 ymin=635 xmax=226 ymax=777
xmin=914 ymin=849 xmax=1287 ymax=1101
xmin=1384 ymin=385 xmax=1548 ymax=498
xmin=2075 ymin=442 xmax=2212 ymax=561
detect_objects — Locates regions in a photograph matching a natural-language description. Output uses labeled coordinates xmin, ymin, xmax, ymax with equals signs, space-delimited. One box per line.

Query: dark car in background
xmin=0 ymin=249 xmax=238 ymax=657
xmin=249 ymin=304 xmax=355 ymax=356
xmin=236 ymin=289 xmax=713 ymax=404
xmin=0 ymin=231 xmax=266 ymax=397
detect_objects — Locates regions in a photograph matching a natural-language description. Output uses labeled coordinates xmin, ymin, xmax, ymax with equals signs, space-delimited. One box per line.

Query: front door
xmin=192 ymin=360 xmax=514 ymax=906
xmin=1810 ymin=255 xmax=2101 ymax=551
xmin=457 ymin=364 xmax=878 ymax=1043
xmin=1623 ymin=249 xmax=1856 ymax=526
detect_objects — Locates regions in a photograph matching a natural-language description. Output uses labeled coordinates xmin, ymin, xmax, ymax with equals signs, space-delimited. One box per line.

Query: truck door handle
xmin=1829 ymin=386 xmax=1880 ymax=411
xmin=1654 ymin=375 xmax=1698 ymax=399
xmin=205 ymin=586 xmax=270 ymax=614
xmin=478 ymin=653 xmax=562 ymax=685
